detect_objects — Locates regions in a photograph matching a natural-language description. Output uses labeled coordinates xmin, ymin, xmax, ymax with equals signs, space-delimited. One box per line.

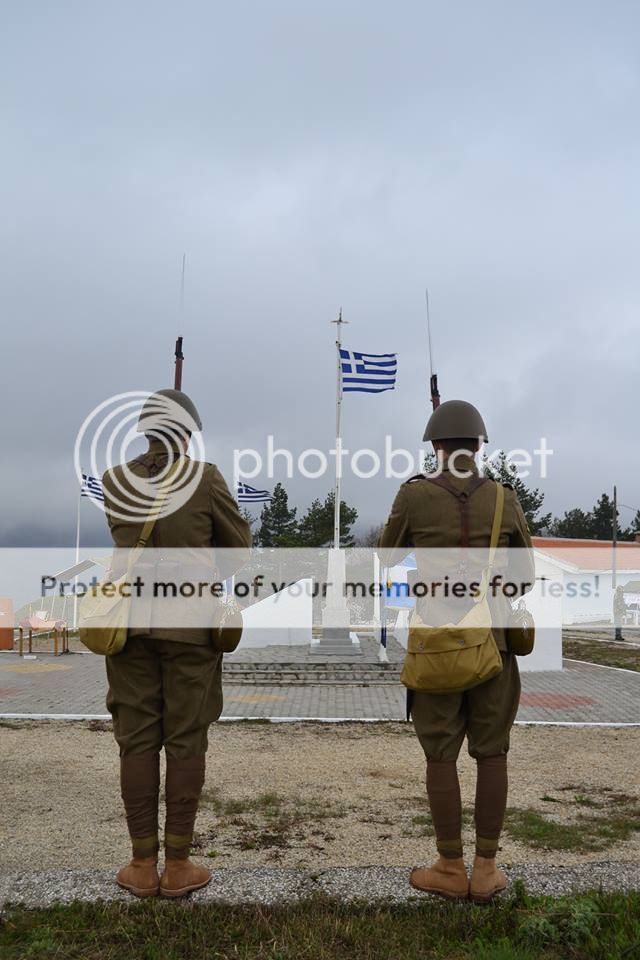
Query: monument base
xmin=317 ymin=548 xmax=361 ymax=654
xmin=315 ymin=627 xmax=362 ymax=655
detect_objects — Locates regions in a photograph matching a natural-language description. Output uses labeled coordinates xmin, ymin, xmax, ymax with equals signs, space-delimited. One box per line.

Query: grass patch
xmin=201 ymin=790 xmax=275 ymax=817
xmin=409 ymin=813 xmax=435 ymax=838
xmin=505 ymin=809 xmax=598 ymax=852
xmin=563 ymin=637 xmax=640 ymax=672
xmin=197 ymin=791 xmax=346 ymax=853
xmin=2 ymin=890 xmax=640 ymax=959
xmin=506 ymin=786 xmax=640 ymax=853
xmin=505 ymin=802 xmax=640 ymax=853
xmin=404 ymin=807 xmax=474 ymax=839
xmin=201 ymin=790 xmax=343 ymax=824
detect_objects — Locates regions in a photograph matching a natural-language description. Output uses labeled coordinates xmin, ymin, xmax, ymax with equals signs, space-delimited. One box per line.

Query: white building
xmin=532 ymin=537 xmax=640 ymax=624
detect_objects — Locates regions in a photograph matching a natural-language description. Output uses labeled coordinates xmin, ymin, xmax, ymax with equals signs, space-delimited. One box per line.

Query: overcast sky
xmin=1 ymin=0 xmax=639 ymax=546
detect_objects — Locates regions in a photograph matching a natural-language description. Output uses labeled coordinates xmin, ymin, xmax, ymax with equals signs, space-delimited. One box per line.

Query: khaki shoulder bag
xmin=78 ymin=460 xmax=181 ymax=656
xmin=400 ymin=480 xmax=505 ymax=695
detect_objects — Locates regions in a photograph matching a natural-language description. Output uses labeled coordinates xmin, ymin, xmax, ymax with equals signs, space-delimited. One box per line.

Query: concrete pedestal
xmin=319 ymin=549 xmax=361 ymax=654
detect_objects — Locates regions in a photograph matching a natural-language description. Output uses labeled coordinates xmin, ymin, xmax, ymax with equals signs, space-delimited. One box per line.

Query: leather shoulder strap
xmin=474 ymin=481 xmax=505 ymax=603
xmin=488 ymin=481 xmax=505 ymax=560
xmin=426 ymin=474 xmax=488 ymax=548
xmin=427 ymin=473 xmax=485 ymax=500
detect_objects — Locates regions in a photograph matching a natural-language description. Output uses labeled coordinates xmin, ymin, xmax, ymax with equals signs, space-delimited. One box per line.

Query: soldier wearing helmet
xmin=137 ymin=388 xmax=204 ymax=437
xmin=378 ymin=400 xmax=534 ymax=903
xmin=102 ymin=389 xmax=251 ymax=899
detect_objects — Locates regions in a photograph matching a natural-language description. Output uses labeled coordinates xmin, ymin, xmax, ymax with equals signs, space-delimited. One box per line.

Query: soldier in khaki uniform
xmin=102 ymin=389 xmax=251 ymax=898
xmin=378 ymin=400 xmax=534 ymax=902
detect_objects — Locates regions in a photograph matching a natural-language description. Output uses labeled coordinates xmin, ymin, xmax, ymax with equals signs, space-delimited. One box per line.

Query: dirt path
xmin=1 ymin=721 xmax=639 ymax=872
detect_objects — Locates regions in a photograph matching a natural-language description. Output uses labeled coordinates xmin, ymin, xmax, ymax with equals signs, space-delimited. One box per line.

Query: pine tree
xmin=482 ymin=452 xmax=552 ymax=534
xmin=622 ymin=509 xmax=640 ymax=541
xmin=240 ymin=508 xmax=258 ymax=536
xmin=297 ymin=491 xmax=358 ymax=547
xmin=589 ymin=493 xmax=622 ymax=541
xmin=423 ymin=451 xmax=438 ymax=474
xmin=354 ymin=524 xmax=384 ymax=547
xmin=549 ymin=508 xmax=594 ymax=539
xmin=256 ymin=482 xmax=299 ymax=547
xmin=550 ymin=494 xmax=626 ymax=541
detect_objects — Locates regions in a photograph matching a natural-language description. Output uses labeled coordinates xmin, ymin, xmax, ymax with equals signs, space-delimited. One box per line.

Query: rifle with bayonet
xmin=426 ymin=287 xmax=440 ymax=409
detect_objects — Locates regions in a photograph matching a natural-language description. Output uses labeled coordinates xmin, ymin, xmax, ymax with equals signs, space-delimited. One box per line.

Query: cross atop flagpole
xmin=331 ymin=309 xmax=348 ymax=549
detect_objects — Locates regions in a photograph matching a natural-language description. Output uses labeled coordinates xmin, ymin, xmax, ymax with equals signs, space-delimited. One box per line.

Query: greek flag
xmin=81 ymin=474 xmax=104 ymax=503
xmin=237 ymin=482 xmax=272 ymax=503
xmin=340 ymin=349 xmax=397 ymax=393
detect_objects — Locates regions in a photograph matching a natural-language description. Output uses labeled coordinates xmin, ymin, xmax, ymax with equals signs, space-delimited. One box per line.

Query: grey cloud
xmin=1 ymin=0 xmax=639 ymax=544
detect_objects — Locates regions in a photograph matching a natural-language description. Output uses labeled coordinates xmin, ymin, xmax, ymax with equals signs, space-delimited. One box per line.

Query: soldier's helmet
xmin=137 ymin=388 xmax=203 ymax=435
xmin=423 ymin=400 xmax=488 ymax=442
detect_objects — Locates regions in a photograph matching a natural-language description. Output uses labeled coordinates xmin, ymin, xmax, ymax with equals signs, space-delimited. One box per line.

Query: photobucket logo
xmin=234 ymin=436 xmax=554 ymax=482
xmin=74 ymin=391 xmax=206 ymax=522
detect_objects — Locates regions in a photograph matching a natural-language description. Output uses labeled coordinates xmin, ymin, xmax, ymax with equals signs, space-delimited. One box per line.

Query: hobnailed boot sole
xmin=409 ymin=869 xmax=469 ymax=901
xmin=160 ymin=874 xmax=211 ymax=898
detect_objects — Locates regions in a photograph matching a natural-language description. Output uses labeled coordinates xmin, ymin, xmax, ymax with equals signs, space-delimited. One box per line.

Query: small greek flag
xmin=81 ymin=474 xmax=104 ymax=503
xmin=340 ymin=349 xmax=397 ymax=393
xmin=237 ymin=482 xmax=272 ymax=503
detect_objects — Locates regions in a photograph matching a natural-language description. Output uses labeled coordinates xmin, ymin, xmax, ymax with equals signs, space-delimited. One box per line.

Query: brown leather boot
xmin=469 ymin=855 xmax=507 ymax=904
xmin=160 ymin=858 xmax=211 ymax=898
xmin=116 ymin=855 xmax=160 ymax=898
xmin=410 ymin=856 xmax=469 ymax=900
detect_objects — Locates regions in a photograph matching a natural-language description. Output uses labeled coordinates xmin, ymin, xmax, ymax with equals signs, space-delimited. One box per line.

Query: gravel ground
xmin=1 ymin=720 xmax=639 ymax=907
xmin=2 ymin=862 xmax=640 ymax=912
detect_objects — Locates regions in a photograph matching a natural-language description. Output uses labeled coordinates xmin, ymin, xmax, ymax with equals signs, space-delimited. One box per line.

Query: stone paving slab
xmin=2 ymin=862 xmax=640 ymax=912
xmin=1 ymin=650 xmax=639 ymax=723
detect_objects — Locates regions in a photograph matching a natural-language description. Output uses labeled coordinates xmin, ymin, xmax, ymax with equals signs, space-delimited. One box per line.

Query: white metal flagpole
xmin=73 ymin=488 xmax=81 ymax=631
xmin=332 ymin=309 xmax=347 ymax=550
xmin=321 ymin=308 xmax=353 ymax=640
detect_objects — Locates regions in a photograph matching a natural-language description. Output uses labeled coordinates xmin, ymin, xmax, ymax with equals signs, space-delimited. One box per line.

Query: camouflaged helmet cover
xmin=137 ymin=388 xmax=203 ymax=434
xmin=423 ymin=399 xmax=488 ymax=442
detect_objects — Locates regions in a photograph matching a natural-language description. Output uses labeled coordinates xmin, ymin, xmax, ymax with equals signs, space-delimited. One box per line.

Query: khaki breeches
xmin=412 ymin=652 xmax=521 ymax=762
xmin=106 ymin=636 xmax=223 ymax=758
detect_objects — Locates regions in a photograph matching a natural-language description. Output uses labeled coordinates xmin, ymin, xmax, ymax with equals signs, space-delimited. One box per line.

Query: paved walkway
xmin=1 ymin=649 xmax=639 ymax=723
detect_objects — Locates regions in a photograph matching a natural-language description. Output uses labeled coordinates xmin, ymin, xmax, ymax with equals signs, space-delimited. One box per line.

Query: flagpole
xmin=322 ymin=309 xmax=352 ymax=646
xmin=332 ymin=309 xmax=345 ymax=550
xmin=73 ymin=490 xmax=81 ymax=632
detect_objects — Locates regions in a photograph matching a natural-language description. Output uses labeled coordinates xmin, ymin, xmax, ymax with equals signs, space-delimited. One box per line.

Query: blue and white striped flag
xmin=340 ymin=349 xmax=397 ymax=394
xmin=237 ymin=482 xmax=273 ymax=504
xmin=81 ymin=473 xmax=105 ymax=503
